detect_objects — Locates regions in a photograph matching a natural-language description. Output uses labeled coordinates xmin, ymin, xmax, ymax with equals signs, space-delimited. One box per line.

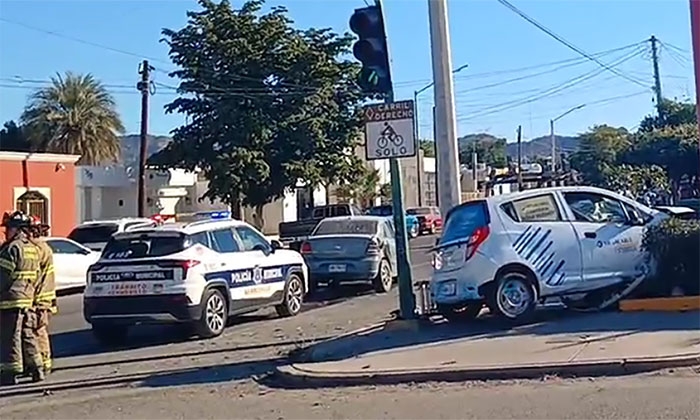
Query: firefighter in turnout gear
xmin=0 ymin=211 xmax=43 ymax=385
xmin=29 ymin=217 xmax=56 ymax=375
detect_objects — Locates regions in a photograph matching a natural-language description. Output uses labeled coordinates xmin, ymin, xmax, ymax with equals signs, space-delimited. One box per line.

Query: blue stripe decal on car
xmin=533 ymin=242 xmax=553 ymax=266
xmin=547 ymin=260 xmax=566 ymax=285
xmin=512 ymin=225 xmax=532 ymax=248
xmin=538 ymin=252 xmax=555 ymax=272
xmin=516 ymin=227 xmax=542 ymax=254
xmin=541 ymin=259 xmax=555 ymax=277
xmin=553 ymin=272 xmax=566 ymax=286
xmin=526 ymin=229 xmax=551 ymax=260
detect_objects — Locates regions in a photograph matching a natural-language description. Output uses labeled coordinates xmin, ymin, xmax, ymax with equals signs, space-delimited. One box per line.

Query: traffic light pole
xmin=387 ymin=93 xmax=416 ymax=320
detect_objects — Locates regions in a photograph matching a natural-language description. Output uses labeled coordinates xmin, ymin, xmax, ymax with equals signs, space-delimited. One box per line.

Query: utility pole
xmin=517 ymin=125 xmax=523 ymax=191
xmin=428 ymin=0 xmax=461 ymax=215
xmin=690 ymin=1 xmax=700 ymax=145
xmin=413 ymin=92 xmax=423 ymax=207
xmin=414 ymin=63 xmax=467 ymax=208
xmin=549 ymin=119 xmax=556 ymax=176
xmin=137 ymin=60 xmax=153 ymax=218
xmin=650 ymin=35 xmax=664 ymax=112
xmin=471 ymin=148 xmax=478 ymax=192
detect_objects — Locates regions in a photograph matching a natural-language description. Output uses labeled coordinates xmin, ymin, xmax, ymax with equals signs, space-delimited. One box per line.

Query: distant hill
xmin=120 ymin=134 xmax=172 ymax=168
xmin=505 ymin=135 xmax=580 ymax=160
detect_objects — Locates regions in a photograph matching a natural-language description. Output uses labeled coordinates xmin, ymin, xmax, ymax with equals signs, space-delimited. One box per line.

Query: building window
xmin=118 ymin=199 xmax=124 ymax=207
xmin=16 ymin=190 xmax=49 ymax=224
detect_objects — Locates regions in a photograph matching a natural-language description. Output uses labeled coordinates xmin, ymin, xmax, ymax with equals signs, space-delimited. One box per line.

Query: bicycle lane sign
xmin=364 ymin=100 xmax=416 ymax=160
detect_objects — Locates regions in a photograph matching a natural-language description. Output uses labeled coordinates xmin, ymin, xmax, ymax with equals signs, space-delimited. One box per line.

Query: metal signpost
xmin=364 ymin=99 xmax=416 ymax=319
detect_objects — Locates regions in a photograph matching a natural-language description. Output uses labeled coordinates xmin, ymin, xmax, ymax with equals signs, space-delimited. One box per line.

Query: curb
xmin=287 ymin=320 xmax=390 ymax=362
xmin=620 ymin=296 xmax=700 ymax=312
xmin=274 ymin=353 xmax=700 ymax=388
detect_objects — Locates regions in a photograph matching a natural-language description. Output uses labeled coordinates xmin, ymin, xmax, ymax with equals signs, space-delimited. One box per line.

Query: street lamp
xmin=414 ymin=63 xmax=468 ymax=206
xmin=550 ymin=104 xmax=585 ymax=175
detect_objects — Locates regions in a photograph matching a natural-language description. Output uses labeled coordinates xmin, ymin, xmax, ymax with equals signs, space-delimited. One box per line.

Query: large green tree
xmin=156 ymin=0 xmax=368 ymax=227
xmin=569 ymin=125 xmax=631 ymax=186
xmin=458 ymin=134 xmax=507 ymax=168
xmin=20 ymin=72 xmax=124 ymax=165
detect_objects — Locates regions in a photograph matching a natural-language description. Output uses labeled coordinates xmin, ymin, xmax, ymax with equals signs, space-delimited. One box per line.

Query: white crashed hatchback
xmin=431 ymin=186 xmax=665 ymax=321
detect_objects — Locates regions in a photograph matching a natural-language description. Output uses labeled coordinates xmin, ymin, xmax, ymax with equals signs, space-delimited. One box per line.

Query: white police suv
xmin=84 ymin=218 xmax=308 ymax=345
xmin=431 ymin=186 xmax=665 ymax=322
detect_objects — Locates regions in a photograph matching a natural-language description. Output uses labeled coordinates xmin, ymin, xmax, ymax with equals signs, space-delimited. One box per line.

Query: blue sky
xmin=0 ymin=0 xmax=695 ymax=143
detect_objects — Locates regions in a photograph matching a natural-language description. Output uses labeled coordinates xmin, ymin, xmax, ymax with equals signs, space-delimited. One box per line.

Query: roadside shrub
xmin=641 ymin=218 xmax=700 ymax=297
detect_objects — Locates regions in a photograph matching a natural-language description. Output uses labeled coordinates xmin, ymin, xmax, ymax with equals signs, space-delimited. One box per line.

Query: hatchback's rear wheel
xmin=439 ymin=303 xmax=483 ymax=321
xmin=491 ymin=271 xmax=537 ymax=322
xmin=197 ymin=289 xmax=228 ymax=338
xmin=276 ymin=274 xmax=304 ymax=317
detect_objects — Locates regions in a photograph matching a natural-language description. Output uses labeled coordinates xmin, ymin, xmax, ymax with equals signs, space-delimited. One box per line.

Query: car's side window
xmin=210 ymin=229 xmax=240 ymax=253
xmin=564 ymin=192 xmax=628 ymax=224
xmin=235 ymin=226 xmax=270 ymax=252
xmin=189 ymin=232 xmax=211 ymax=248
xmin=506 ymin=194 xmax=562 ymax=222
xmin=48 ymin=240 xmax=85 ymax=254
xmin=336 ymin=206 xmax=350 ymax=216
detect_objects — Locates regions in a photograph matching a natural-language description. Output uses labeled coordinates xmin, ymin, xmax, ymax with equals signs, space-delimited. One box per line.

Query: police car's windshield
xmin=314 ymin=220 xmax=378 ymax=235
xmin=439 ymin=202 xmax=488 ymax=246
xmin=69 ymin=225 xmax=118 ymax=244
xmin=102 ymin=234 xmax=187 ymax=259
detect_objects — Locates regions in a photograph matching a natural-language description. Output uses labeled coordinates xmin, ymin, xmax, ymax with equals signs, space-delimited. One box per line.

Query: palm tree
xmin=21 ymin=72 xmax=124 ymax=165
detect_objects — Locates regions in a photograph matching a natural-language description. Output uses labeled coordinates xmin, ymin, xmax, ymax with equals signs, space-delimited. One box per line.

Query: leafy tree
xmin=156 ymin=0 xmax=368 ymax=228
xmin=419 ymin=139 xmax=435 ymax=158
xmin=0 ymin=120 xmax=31 ymax=152
xmin=639 ymin=99 xmax=696 ymax=133
xmin=603 ymin=164 xmax=669 ymax=198
xmin=569 ymin=125 xmax=631 ymax=186
xmin=458 ymin=134 xmax=507 ymax=168
xmin=379 ymin=183 xmax=392 ymax=204
xmin=20 ymin=72 xmax=124 ymax=165
xmin=335 ymin=166 xmax=380 ymax=209
xmin=624 ymin=123 xmax=698 ymax=199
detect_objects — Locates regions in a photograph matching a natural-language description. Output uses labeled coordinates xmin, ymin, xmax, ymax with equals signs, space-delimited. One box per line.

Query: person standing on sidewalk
xmin=0 ymin=211 xmax=43 ymax=386
xmin=29 ymin=218 xmax=56 ymax=376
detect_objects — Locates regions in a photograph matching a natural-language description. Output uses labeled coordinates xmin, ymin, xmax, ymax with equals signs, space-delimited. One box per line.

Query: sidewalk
xmin=277 ymin=310 xmax=700 ymax=386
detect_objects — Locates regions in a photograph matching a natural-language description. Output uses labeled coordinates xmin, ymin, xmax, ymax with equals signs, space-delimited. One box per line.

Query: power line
xmin=0 ymin=17 xmax=174 ymax=67
xmin=457 ymin=47 xmax=645 ymax=121
xmin=495 ymin=0 xmax=650 ymax=89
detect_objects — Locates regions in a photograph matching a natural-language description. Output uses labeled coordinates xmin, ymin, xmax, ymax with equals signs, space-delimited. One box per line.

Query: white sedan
xmin=45 ymin=238 xmax=100 ymax=291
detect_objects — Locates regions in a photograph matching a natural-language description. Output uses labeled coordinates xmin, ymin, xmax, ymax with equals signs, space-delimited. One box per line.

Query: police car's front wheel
xmin=197 ymin=289 xmax=228 ymax=338
xmin=276 ymin=274 xmax=304 ymax=317
xmin=491 ymin=271 xmax=537 ymax=322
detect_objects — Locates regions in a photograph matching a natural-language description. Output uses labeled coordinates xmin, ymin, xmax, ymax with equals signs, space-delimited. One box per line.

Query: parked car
xmin=407 ymin=206 xmax=442 ymax=235
xmin=367 ymin=205 xmax=420 ymax=238
xmin=301 ymin=216 xmax=397 ymax=294
xmin=68 ymin=218 xmax=157 ymax=252
xmin=45 ymin=238 xmax=100 ymax=291
xmin=278 ymin=204 xmax=364 ymax=250
xmin=84 ymin=218 xmax=307 ymax=345
xmin=431 ymin=186 xmax=665 ymax=322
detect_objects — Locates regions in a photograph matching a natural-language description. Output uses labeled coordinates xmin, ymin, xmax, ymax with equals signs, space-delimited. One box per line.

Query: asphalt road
xmin=3 ymin=234 xmax=698 ymax=419
xmin=49 ymin=233 xmax=436 ymax=338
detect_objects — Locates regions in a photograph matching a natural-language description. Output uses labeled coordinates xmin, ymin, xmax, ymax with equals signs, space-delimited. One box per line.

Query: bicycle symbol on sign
xmin=377 ymin=122 xmax=404 ymax=149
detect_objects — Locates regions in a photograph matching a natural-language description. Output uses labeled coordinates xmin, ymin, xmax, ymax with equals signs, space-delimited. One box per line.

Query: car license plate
xmin=329 ymin=264 xmax=346 ymax=273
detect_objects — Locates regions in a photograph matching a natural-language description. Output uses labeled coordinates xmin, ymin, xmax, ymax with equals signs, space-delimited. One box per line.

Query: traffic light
xmin=349 ymin=5 xmax=392 ymax=94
